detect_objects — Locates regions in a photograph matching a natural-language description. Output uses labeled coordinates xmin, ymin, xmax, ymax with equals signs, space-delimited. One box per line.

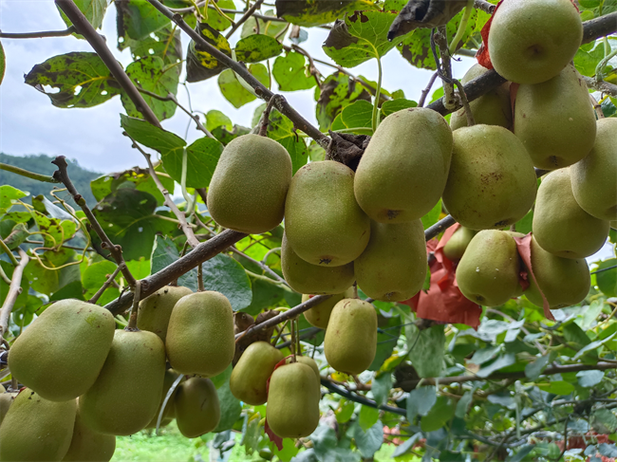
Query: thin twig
xmin=0 ymin=26 xmax=76 ymax=39
xmin=0 ymin=249 xmax=29 ymax=340
xmin=125 ymin=134 xmax=201 ymax=248
xmin=0 ymin=265 xmax=11 ymax=285
xmin=88 ymin=265 xmax=122 ymax=304
xmin=55 ymin=0 xmax=161 ymax=127
xmin=433 ymin=26 xmax=457 ymax=110
xmin=473 ymin=0 xmax=495 ymax=14
xmin=225 ymin=0 xmax=264 ymax=39
xmin=418 ymin=71 xmax=439 ymax=107
xmin=452 ymin=78 xmax=476 ymax=126
xmin=51 ymin=156 xmax=137 ymax=287
xmin=321 ymin=376 xmax=406 ymax=417
xmin=230 ymin=247 xmax=289 ymax=286
xmin=425 ymin=215 xmax=457 ymax=241
xmin=147 ymin=0 xmax=330 ymax=148
xmin=0 ymin=239 xmax=18 ymax=266
xmin=0 ymin=163 xmax=60 ymax=183
xmin=127 ymin=280 xmax=141 ymax=329
xmin=258 ymin=95 xmax=279 ymax=136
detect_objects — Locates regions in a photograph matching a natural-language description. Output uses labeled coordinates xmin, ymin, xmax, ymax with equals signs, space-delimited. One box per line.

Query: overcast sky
xmin=0 ymin=0 xmax=475 ymax=174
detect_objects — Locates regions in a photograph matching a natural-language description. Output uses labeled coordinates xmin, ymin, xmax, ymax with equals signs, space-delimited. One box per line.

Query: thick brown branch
xmin=321 ymin=376 xmax=406 ymax=416
xmin=147 ymin=0 xmax=329 ymax=148
xmin=582 ymin=12 xmax=617 ymax=45
xmin=0 ymin=249 xmax=29 ymax=339
xmin=55 ymin=0 xmax=161 ymax=128
xmin=397 ymin=361 xmax=617 ymax=391
xmin=583 ymin=75 xmax=617 ymax=97
xmin=51 ymin=156 xmax=137 ymax=287
xmin=104 ymin=229 xmax=247 ymax=314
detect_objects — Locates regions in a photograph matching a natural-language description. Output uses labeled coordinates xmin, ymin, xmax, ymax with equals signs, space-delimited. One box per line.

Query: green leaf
xmin=175 ymin=137 xmax=224 ymax=189
xmin=0 ymin=185 xmax=27 ymax=214
xmin=218 ymin=64 xmax=270 ymax=108
xmin=276 ymin=0 xmax=377 ymax=27
xmin=235 ymin=34 xmax=283 ymax=63
xmin=507 ymin=445 xmax=534 ymax=462
xmin=186 ymin=22 xmax=232 ymax=82
xmin=92 ymin=189 xmax=177 ymax=261
xmin=150 ymin=235 xmax=198 ymax=291
xmin=573 ymin=332 xmax=617 ymax=360
xmin=57 ymin=0 xmax=107 ymax=31
xmin=407 ymin=385 xmax=436 ymax=421
xmin=515 ymin=209 xmax=534 ymax=234
xmin=577 ymin=370 xmax=604 ymax=388
xmin=121 ymin=114 xmax=185 ymax=152
xmin=297 ymin=312 xmax=325 ymax=346
xmin=339 ymin=100 xmax=373 ymax=130
xmin=204 ymin=0 xmax=236 ymax=31
xmin=316 ymin=72 xmax=371 ymax=131
xmin=241 ymin=9 xmax=288 ymax=38
xmin=369 ymin=314 xmax=401 ymax=371
xmin=455 ymin=390 xmax=473 ymax=418
xmin=323 ymin=11 xmax=398 ymax=68
xmin=439 ymin=451 xmax=465 ymax=462
xmin=212 ymin=365 xmax=242 ymax=432
xmin=381 ymin=98 xmax=417 ymax=117
xmin=24 ymin=52 xmax=121 ymax=108
xmin=271 ymin=437 xmax=300 ymax=462
xmin=272 ymin=52 xmax=316 ymax=91
xmin=525 ymin=352 xmax=554 ymax=381
xmin=241 ymin=275 xmax=286 ymax=316
xmin=122 ymin=56 xmax=179 ymax=121
xmin=420 ymin=396 xmax=454 ymax=432
xmin=537 ymin=381 xmax=575 ymax=395
xmin=200 ymin=254 xmax=252 ymax=311
xmin=593 ymin=408 xmax=617 ymax=433
xmin=596 ymin=259 xmax=617 ymax=297
xmin=335 ymin=399 xmax=355 ymax=424
xmin=371 ymin=372 xmax=392 ymax=406
xmin=0 ymin=41 xmax=5 ymax=86
xmin=82 ymin=260 xmax=120 ymax=305
xmin=408 ymin=324 xmax=445 ymax=378
xmin=116 ymin=0 xmax=169 ymax=44
xmin=421 ymin=199 xmax=442 ymax=230
xmin=49 ymin=280 xmax=85 ymax=302
xmin=574 ymin=41 xmax=605 ymax=77
xmin=353 ymin=420 xmax=383 ymax=459
xmin=263 ymin=108 xmax=308 ymax=174
xmin=476 ymin=353 xmax=517 ymax=378
xmin=205 ymin=110 xmax=232 ymax=132
xmin=358 ymin=405 xmax=380 ymax=432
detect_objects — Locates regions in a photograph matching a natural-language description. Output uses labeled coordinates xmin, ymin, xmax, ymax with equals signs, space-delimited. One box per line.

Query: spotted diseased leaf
xmin=272 ymin=51 xmax=316 ymax=91
xmin=204 ymin=0 xmax=236 ymax=31
xmin=186 ymin=22 xmax=232 ymax=82
xmin=235 ymin=34 xmax=283 ymax=63
xmin=24 ymin=52 xmax=122 ymax=108
xmin=121 ymin=56 xmax=179 ymax=121
xmin=323 ymin=11 xmax=398 ymax=68
xmin=0 ymin=185 xmax=27 ymax=215
xmin=128 ymin=24 xmax=183 ymax=68
xmin=397 ymin=8 xmax=479 ymax=70
xmin=276 ymin=0 xmax=377 ymax=27
xmin=241 ymin=9 xmax=288 ymax=38
xmin=218 ymin=64 xmax=270 ymax=108
xmin=116 ymin=0 xmax=169 ymax=46
xmin=264 ymin=108 xmax=308 ymax=174
xmin=57 ymin=0 xmax=107 ymax=31
xmin=316 ymin=72 xmax=371 ymax=130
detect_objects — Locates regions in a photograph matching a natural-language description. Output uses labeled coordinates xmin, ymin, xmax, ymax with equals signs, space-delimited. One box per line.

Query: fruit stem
xmin=371 ymin=57 xmax=383 ymax=133
xmin=197 ymin=263 xmax=204 ymax=291
xmin=126 ymin=280 xmax=141 ymax=330
xmin=290 ymin=317 xmax=297 ymax=362
xmin=448 ymin=0 xmax=474 ymax=55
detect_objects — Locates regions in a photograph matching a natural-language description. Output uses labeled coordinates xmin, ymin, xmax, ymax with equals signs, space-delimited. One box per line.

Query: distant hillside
xmin=0 ymin=153 xmax=101 ymax=206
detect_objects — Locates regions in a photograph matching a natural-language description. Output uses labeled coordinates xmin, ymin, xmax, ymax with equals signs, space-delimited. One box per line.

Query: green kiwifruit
xmin=0 ymin=388 xmax=76 ymax=461
xmin=281 ymin=232 xmax=355 ymax=295
xmin=230 ymin=341 xmax=284 ymax=405
xmin=207 ymin=134 xmax=292 ymax=234
xmin=514 ymin=64 xmax=596 ymax=169
xmin=354 ymin=108 xmax=453 ymax=223
xmin=145 ymin=369 xmax=181 ymax=429
xmin=450 ymin=64 xmax=512 ymax=130
xmin=0 ymin=392 xmax=17 ymax=427
xmin=284 ymin=160 xmax=370 ymax=267
xmin=533 ymin=168 xmax=609 ymax=259
xmin=571 ymin=118 xmax=617 ymax=221
xmin=174 ymin=377 xmax=220 ymax=438
xmin=443 ymin=226 xmax=477 ymax=261
xmin=8 ymin=299 xmax=115 ymax=402
xmin=302 ymin=287 xmax=355 ymax=328
xmin=166 ymin=291 xmax=235 ymax=377
xmin=266 ymin=362 xmax=320 ymax=438
xmin=324 ymin=299 xmax=377 ymax=375
xmin=137 ymin=286 xmax=193 ymax=342
xmin=524 ymin=236 xmax=591 ymax=308
xmin=442 ymin=124 xmax=537 ymax=230
xmin=455 ymin=230 xmax=522 ymax=307
xmin=355 ymin=219 xmax=427 ymax=301
xmin=79 ymin=329 xmax=166 ymax=436
xmin=62 ymin=406 xmax=116 ymax=462
xmin=286 ymin=355 xmax=320 ymax=382
xmin=488 ymin=0 xmax=582 ymax=84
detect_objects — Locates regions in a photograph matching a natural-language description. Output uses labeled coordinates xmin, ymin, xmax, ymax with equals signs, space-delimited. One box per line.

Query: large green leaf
xmin=369 ymin=314 xmax=401 ymax=371
xmin=272 ymin=51 xmax=316 ymax=92
xmin=212 ymin=365 xmax=242 ymax=432
xmin=122 ymin=56 xmax=179 ymax=121
xmin=161 ymin=136 xmax=224 ymax=189
xmin=128 ymin=24 xmax=183 ymax=67
xmin=596 ymin=259 xmax=617 ymax=297
xmin=116 ymin=0 xmax=169 ymax=45
xmin=315 ymin=72 xmax=371 ymax=131
xmin=420 ymin=396 xmax=454 ymax=432
xmin=82 ymin=260 xmax=121 ymax=305
xmin=235 ymin=35 xmax=283 ymax=64
xmin=331 ymin=99 xmax=373 ymax=133
xmin=218 ymin=64 xmax=270 ymax=108
xmin=57 ymin=0 xmax=107 ymax=31
xmin=353 ymin=420 xmax=383 ymax=459
xmin=92 ymin=189 xmax=177 ymax=261
xmin=120 ymin=114 xmax=185 ymax=153
xmin=407 ymin=385 xmax=437 ymax=421
xmin=204 ymin=0 xmax=236 ymax=31
xmin=408 ymin=324 xmax=445 ymax=378
xmin=200 ymin=254 xmax=252 ymax=311
xmin=150 ymin=235 xmax=198 ymax=291
xmin=276 ymin=0 xmax=376 ymax=27
xmin=186 ymin=22 xmax=232 ymax=82
xmin=0 ymin=185 xmax=27 ymax=215
xmin=24 ymin=52 xmax=121 ymax=108
xmin=323 ymin=11 xmax=398 ymax=68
